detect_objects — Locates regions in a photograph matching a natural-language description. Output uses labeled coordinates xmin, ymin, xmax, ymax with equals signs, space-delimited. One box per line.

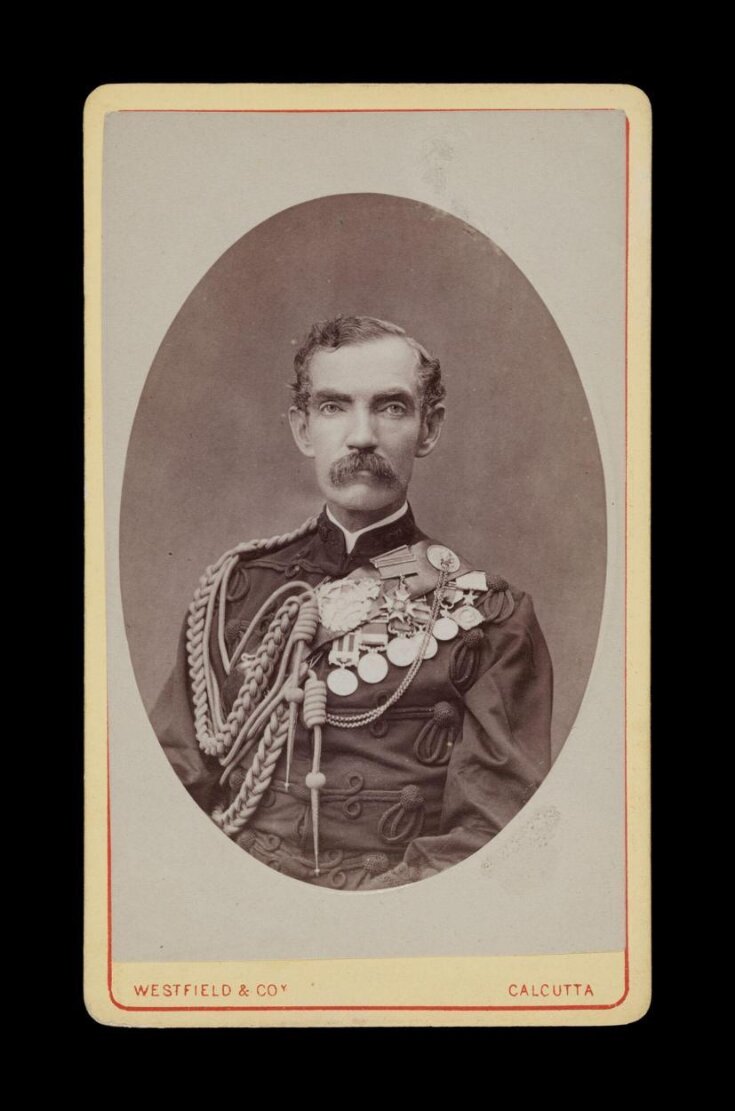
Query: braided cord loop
xmin=213 ymin=703 xmax=291 ymax=836
xmin=186 ymin=517 xmax=318 ymax=757
xmin=212 ymin=603 xmax=322 ymax=838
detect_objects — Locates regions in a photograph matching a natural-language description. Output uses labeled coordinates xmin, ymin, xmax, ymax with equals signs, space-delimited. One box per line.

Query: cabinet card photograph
xmin=84 ymin=83 xmax=651 ymax=1027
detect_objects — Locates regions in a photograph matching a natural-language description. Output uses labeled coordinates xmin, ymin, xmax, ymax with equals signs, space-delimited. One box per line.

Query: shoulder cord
xmin=186 ymin=516 xmax=319 ymax=757
xmin=187 ymin=516 xmax=333 ymax=872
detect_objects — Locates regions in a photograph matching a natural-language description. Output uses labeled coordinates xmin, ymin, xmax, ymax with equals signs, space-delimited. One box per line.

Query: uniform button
xmin=400 ymin=785 xmax=424 ymax=811
xmin=487 ymin=575 xmax=509 ymax=592
xmin=432 ymin=701 xmax=459 ymax=726
xmin=284 ymin=563 xmax=301 ymax=579
xmin=363 ymin=852 xmax=390 ymax=876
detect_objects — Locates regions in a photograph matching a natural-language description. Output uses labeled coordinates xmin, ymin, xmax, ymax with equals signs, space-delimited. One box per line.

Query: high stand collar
xmin=315 ymin=503 xmax=424 ymax=571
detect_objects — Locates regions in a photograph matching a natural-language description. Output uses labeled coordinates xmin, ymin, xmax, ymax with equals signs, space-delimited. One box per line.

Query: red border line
xmin=623 ymin=114 xmax=631 ymax=1000
xmin=118 ymin=108 xmax=620 ymax=115
xmin=105 ymin=106 xmax=632 ymax=1015
xmin=107 ymin=726 xmax=113 ymax=1001
xmin=111 ymin=1002 xmax=624 ymax=1013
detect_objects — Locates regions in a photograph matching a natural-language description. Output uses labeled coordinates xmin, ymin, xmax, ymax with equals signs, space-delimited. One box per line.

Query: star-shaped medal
xmin=379 ymin=580 xmax=413 ymax=620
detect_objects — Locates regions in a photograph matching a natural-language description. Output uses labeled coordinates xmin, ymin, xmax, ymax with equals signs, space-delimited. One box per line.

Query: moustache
xmin=329 ymin=451 xmax=399 ymax=488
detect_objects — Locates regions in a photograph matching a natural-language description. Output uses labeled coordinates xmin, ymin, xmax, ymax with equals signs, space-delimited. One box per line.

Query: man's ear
xmin=415 ymin=404 xmax=446 ymax=458
xmin=288 ymin=405 xmax=315 ymax=458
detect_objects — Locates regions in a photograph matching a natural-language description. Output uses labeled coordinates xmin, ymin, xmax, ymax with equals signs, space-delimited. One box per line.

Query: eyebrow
xmin=373 ymin=390 xmax=415 ymax=408
xmin=312 ymin=389 xmax=353 ymax=405
xmin=311 ymin=388 xmax=416 ymax=408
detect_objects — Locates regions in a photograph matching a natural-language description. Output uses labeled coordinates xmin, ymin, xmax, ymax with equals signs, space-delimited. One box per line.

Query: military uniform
xmin=152 ymin=505 xmax=553 ymax=890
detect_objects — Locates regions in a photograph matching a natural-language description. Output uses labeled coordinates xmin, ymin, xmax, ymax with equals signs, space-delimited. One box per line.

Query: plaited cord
xmin=219 ymin=590 xmax=317 ymax=779
xmin=186 ymin=517 xmax=318 ymax=756
xmin=212 ymin=703 xmax=292 ymax=835
xmin=210 ymin=594 xmax=320 ymax=836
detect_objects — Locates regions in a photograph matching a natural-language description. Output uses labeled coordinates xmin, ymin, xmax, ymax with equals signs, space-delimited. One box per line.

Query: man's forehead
xmin=308 ymin=335 xmax=420 ymax=392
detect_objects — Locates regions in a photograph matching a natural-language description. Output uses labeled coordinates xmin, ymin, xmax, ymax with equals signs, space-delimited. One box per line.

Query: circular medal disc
xmin=433 ymin=616 xmax=459 ymax=641
xmin=327 ymin=667 xmax=358 ymax=696
xmin=357 ymin=652 xmax=389 ymax=684
xmin=421 ymin=633 xmax=438 ymax=659
xmin=455 ymin=605 xmax=483 ymax=631
xmin=387 ymin=636 xmax=420 ymax=667
xmin=426 ymin=544 xmax=460 ymax=573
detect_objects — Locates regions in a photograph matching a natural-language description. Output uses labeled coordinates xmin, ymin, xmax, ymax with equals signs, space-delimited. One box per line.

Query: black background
xmin=50 ymin=50 xmax=666 ymax=1064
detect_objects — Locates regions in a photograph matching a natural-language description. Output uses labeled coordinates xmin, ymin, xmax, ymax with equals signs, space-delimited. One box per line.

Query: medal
xmin=454 ymin=570 xmax=488 ymax=592
xmin=371 ymin=545 xmax=419 ymax=580
xmin=316 ymin=576 xmax=380 ymax=632
xmin=420 ymin=633 xmax=438 ymax=659
xmin=441 ymin=586 xmax=464 ymax=608
xmin=356 ymin=622 xmax=389 ymax=684
xmin=407 ymin=599 xmax=432 ymax=626
xmin=327 ymin=667 xmax=359 ymax=696
xmin=379 ymin=579 xmax=413 ymax=620
xmin=327 ymin=631 xmax=362 ymax=696
xmin=387 ymin=615 xmax=413 ymax=636
xmin=433 ymin=615 xmax=459 ymax=641
xmin=426 ymin=544 xmax=460 ymax=573
xmin=386 ymin=635 xmax=420 ymax=667
xmin=360 ymin=621 xmax=390 ymax=647
xmin=455 ymin=605 xmax=483 ymax=630
xmin=357 ymin=651 xmax=389 ymax=684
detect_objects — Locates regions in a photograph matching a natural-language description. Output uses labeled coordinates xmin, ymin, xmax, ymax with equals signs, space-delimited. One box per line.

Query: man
xmin=152 ymin=315 xmax=553 ymax=891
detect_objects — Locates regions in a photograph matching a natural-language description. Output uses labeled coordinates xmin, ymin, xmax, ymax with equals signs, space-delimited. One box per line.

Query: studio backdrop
xmin=120 ymin=192 xmax=606 ymax=763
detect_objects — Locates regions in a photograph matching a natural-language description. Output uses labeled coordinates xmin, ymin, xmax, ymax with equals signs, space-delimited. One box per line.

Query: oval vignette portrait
xmin=120 ymin=192 xmax=606 ymax=894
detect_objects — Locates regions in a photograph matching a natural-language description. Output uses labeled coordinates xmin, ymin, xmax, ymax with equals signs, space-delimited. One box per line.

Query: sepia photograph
xmin=85 ymin=83 xmax=650 ymax=1026
xmin=123 ymin=192 xmax=604 ymax=891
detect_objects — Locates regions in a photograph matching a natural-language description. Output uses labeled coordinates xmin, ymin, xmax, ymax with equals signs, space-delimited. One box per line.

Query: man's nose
xmin=346 ymin=408 xmax=379 ymax=450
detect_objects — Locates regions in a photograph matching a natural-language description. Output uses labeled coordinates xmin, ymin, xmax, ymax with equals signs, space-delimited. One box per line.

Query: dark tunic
xmin=151 ymin=506 xmax=553 ymax=890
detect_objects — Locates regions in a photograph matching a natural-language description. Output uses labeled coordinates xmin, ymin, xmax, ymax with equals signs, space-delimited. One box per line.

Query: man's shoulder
xmin=412 ymin=534 xmax=531 ymax=628
xmin=209 ymin=518 xmax=321 ymax=573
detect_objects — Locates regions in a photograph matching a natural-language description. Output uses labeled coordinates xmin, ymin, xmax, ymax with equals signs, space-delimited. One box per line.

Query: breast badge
xmin=316 ymin=576 xmax=381 ymax=632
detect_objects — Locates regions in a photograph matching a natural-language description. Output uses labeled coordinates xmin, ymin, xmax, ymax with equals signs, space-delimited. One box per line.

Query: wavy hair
xmin=291 ymin=315 xmax=445 ymax=417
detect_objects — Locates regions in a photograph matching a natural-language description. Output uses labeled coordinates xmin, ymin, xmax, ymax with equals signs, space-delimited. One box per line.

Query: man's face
xmin=288 ymin=336 xmax=445 ymax=522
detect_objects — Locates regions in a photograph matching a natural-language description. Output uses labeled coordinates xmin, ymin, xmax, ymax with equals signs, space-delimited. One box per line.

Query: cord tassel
xmin=284 ymin=644 xmax=305 ymax=791
xmin=309 ymin=725 xmax=324 ymax=875
xmin=303 ymin=674 xmax=327 ymax=876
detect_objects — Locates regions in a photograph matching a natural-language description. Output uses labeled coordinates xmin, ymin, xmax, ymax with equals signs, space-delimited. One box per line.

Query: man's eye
xmin=319 ymin=402 xmax=343 ymax=415
xmin=382 ymin=403 xmax=407 ymax=416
